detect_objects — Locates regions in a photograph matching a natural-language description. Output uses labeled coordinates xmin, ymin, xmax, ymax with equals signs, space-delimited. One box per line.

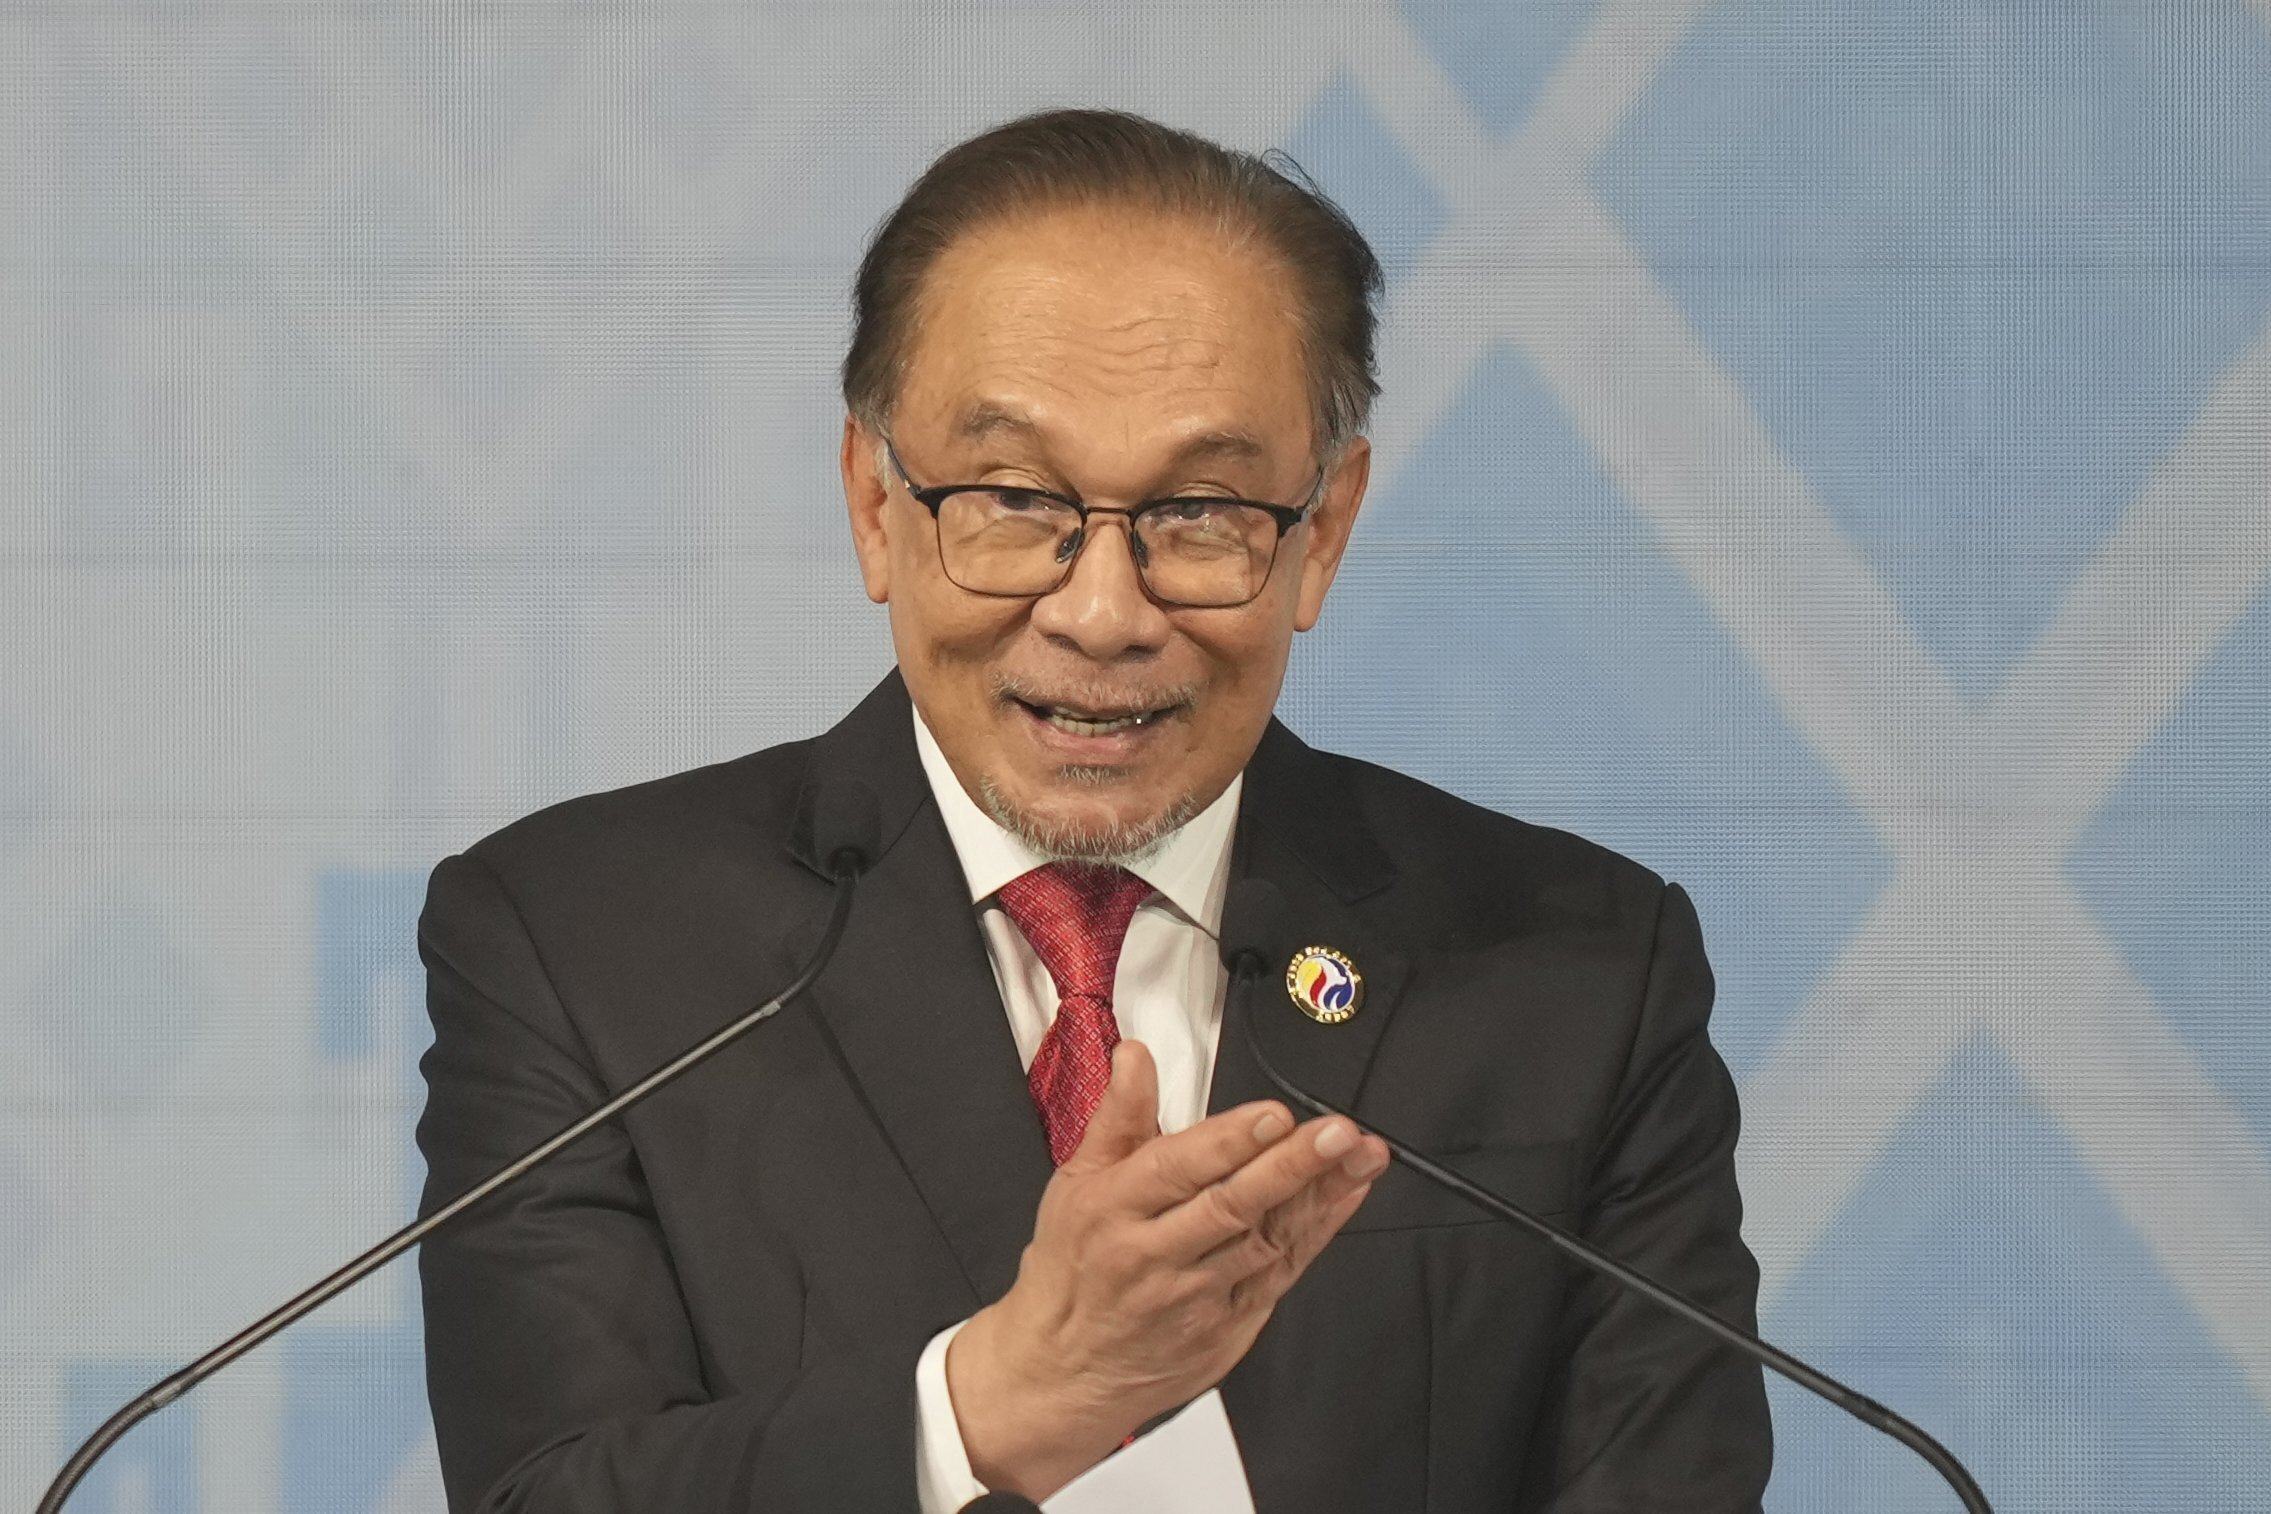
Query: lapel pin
xmin=1285 ymin=945 xmax=1363 ymax=1024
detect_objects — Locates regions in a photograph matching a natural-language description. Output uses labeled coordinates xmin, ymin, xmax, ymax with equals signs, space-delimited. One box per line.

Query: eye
xmin=1159 ymin=497 xmax=1237 ymax=522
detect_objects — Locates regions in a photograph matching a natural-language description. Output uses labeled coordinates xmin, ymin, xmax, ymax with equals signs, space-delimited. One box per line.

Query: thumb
xmin=1065 ymin=1039 xmax=1159 ymax=1170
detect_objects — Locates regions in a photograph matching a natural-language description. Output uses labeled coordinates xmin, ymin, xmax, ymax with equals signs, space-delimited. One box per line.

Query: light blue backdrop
xmin=3 ymin=3 xmax=2267 ymax=1509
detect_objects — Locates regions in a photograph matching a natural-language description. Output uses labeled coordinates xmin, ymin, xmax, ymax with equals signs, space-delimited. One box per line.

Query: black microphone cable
xmin=1219 ymin=876 xmax=1993 ymax=1514
xmin=37 ymin=783 xmax=882 ymax=1514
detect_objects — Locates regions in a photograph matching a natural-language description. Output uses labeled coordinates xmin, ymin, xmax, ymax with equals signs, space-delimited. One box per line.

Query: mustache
xmin=990 ymin=671 xmax=1199 ymax=717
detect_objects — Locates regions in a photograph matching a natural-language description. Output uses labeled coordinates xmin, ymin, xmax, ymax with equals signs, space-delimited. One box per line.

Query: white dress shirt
xmin=908 ymin=706 xmax=1249 ymax=1513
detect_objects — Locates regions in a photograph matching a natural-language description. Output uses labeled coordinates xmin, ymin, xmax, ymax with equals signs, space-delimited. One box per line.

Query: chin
xmin=976 ymin=772 xmax=1201 ymax=866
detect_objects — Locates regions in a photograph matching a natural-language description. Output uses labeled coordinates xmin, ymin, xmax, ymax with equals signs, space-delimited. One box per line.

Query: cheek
xmin=1173 ymin=614 xmax=1297 ymax=756
xmin=892 ymin=574 xmax=1023 ymax=673
xmin=1182 ymin=592 xmax=1298 ymax=688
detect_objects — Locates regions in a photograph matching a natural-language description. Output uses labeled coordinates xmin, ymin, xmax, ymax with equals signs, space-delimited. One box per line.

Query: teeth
xmin=1043 ymin=706 xmax=1154 ymax=736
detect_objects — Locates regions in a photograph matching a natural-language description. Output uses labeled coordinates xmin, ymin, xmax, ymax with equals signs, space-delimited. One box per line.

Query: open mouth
xmin=1009 ymin=695 xmax=1184 ymax=738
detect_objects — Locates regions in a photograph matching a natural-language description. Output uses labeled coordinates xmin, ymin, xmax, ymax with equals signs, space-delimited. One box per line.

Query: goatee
xmin=976 ymin=773 xmax=1201 ymax=867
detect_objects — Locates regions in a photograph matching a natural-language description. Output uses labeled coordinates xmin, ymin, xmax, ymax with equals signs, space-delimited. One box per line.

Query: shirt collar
xmin=911 ymin=703 xmax=1241 ymax=934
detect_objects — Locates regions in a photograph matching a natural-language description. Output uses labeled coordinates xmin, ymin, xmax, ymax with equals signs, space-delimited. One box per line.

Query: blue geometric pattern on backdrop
xmin=1280 ymin=76 xmax=1448 ymax=284
xmin=1286 ymin=341 xmax=1891 ymax=1077
xmin=6 ymin=4 xmax=2269 ymax=1509
xmin=1766 ymin=1036 xmax=2271 ymax=1511
xmin=202 ymin=15 xmax=329 ymax=178
xmin=315 ymin=870 xmax=429 ymax=1062
xmin=0 ymin=1147 xmax=48 ymax=1305
xmin=2071 ymin=585 xmax=2271 ymax=1153
xmin=1595 ymin=0 xmax=2271 ymax=691
xmin=1395 ymin=0 xmax=1602 ymax=136
xmin=53 ymin=85 xmax=245 ymax=310
xmin=0 ymin=717 xmax=50 ymax=856
xmin=62 ymin=1360 xmax=198 ymax=1514
xmin=315 ymin=867 xmax=436 ymax=1329
xmin=281 ymin=1325 xmax=429 ymax=1513
xmin=256 ymin=317 xmax=443 ymax=550
xmin=32 ymin=892 xmax=204 ymax=1105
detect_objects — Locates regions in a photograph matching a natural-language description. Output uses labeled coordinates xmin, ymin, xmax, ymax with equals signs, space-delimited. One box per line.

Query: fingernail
xmin=1343 ymin=1143 xmax=1387 ymax=1179
xmin=1252 ymin=1109 xmax=1291 ymax=1143
xmin=1314 ymin=1121 xmax=1356 ymax=1160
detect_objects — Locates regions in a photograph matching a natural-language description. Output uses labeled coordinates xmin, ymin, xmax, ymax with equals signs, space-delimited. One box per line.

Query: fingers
xmin=1061 ymin=1040 xmax=1162 ymax=1172
xmin=1149 ymin=1117 xmax=1387 ymax=1261
xmin=1099 ymin=1097 xmax=1298 ymax=1214
xmin=1215 ymin=1168 xmax=1379 ymax=1309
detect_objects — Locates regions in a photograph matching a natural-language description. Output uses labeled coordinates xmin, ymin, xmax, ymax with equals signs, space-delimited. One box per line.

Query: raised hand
xmin=945 ymin=1039 xmax=1389 ymax=1500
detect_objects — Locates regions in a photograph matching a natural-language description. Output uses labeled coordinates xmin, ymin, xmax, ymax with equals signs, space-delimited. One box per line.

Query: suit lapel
xmin=1206 ymin=721 xmax=1411 ymax=1472
xmin=1206 ymin=718 xmax=1407 ymax=1122
xmin=782 ymin=683 xmax=1410 ymax=1312
xmin=787 ymin=672 xmax=1055 ymax=1308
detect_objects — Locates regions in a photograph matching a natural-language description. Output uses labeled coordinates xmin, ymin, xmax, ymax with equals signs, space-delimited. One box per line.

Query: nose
xmin=1026 ymin=513 xmax=1173 ymax=660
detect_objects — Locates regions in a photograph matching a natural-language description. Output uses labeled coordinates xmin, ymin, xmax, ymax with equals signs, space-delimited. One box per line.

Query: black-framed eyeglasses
xmin=882 ymin=436 xmax=1323 ymax=609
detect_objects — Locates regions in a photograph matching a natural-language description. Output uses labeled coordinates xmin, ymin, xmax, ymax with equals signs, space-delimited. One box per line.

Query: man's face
xmin=841 ymin=200 xmax=1370 ymax=860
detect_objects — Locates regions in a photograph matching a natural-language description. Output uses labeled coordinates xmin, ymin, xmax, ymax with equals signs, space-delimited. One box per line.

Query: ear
xmin=1292 ymin=435 xmax=1371 ymax=632
xmin=841 ymin=414 xmax=892 ymax=604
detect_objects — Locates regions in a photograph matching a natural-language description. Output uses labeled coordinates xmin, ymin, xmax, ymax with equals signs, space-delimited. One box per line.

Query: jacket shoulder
xmin=456 ymin=736 xmax=816 ymax=891
xmin=1315 ymin=747 xmax=1668 ymax=944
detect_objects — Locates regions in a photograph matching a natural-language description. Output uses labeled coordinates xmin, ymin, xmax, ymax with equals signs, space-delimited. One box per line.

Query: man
xmin=416 ymin=108 xmax=1771 ymax=1511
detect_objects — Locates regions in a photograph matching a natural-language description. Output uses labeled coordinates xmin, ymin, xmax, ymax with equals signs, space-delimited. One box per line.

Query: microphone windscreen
xmin=808 ymin=779 xmax=882 ymax=879
xmin=956 ymin=1496 xmax=1043 ymax=1514
xmin=1220 ymin=876 xmax=1301 ymax=977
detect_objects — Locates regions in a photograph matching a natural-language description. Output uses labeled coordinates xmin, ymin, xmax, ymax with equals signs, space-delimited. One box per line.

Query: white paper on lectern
xmin=1040 ymin=1388 xmax=1255 ymax=1513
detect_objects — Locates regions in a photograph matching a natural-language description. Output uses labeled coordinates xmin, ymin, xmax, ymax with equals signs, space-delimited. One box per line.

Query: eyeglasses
xmin=882 ymin=436 xmax=1323 ymax=609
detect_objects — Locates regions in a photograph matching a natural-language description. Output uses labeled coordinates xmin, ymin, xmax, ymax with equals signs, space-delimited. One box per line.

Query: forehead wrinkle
xmin=1092 ymin=307 xmax=1228 ymax=347
xmin=968 ymin=322 xmax=1233 ymax=389
xmin=908 ymin=208 xmax=1313 ymax=470
xmin=946 ymin=340 xmax=1249 ymax=448
xmin=946 ymin=394 xmax=1273 ymax=486
xmin=952 ymin=400 xmax=1042 ymax=446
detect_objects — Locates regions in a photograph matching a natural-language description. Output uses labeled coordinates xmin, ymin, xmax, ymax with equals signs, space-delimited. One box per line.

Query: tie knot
xmin=994 ymin=862 xmax=1154 ymax=1002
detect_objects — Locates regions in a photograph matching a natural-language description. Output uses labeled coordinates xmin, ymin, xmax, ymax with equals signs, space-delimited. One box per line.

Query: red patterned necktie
xmin=994 ymin=862 xmax=1156 ymax=1165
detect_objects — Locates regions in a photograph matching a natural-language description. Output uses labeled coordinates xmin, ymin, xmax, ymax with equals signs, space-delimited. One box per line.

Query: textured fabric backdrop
xmin=3 ymin=3 xmax=2267 ymax=1509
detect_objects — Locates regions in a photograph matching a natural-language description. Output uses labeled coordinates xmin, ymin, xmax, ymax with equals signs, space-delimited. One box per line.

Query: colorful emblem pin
xmin=1285 ymin=945 xmax=1363 ymax=1024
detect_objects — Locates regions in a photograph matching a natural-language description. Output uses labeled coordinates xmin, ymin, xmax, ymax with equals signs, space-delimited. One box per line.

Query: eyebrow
xmin=950 ymin=400 xmax=1271 ymax=472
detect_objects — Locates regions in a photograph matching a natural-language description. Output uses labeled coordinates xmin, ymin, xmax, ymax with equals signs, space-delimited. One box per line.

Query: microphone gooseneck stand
xmin=1221 ymin=879 xmax=1993 ymax=1514
xmin=37 ymin=823 xmax=874 ymax=1514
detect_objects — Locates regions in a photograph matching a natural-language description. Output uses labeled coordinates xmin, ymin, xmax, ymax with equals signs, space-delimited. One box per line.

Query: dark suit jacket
xmin=415 ymin=669 xmax=1771 ymax=1512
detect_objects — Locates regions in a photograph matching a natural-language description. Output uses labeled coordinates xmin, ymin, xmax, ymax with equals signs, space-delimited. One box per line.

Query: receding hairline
xmin=842 ymin=108 xmax=1385 ymax=459
xmin=884 ymin=197 xmax=1324 ymax=457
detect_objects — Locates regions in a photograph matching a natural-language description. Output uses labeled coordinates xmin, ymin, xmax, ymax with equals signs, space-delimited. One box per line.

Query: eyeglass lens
xmin=936 ymin=488 xmax=1279 ymax=606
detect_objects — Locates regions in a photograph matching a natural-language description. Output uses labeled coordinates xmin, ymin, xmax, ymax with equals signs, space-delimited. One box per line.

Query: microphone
xmin=37 ymin=782 xmax=885 ymax=1514
xmin=1218 ymin=878 xmax=1994 ymax=1514
xmin=958 ymin=1496 xmax=1043 ymax=1513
